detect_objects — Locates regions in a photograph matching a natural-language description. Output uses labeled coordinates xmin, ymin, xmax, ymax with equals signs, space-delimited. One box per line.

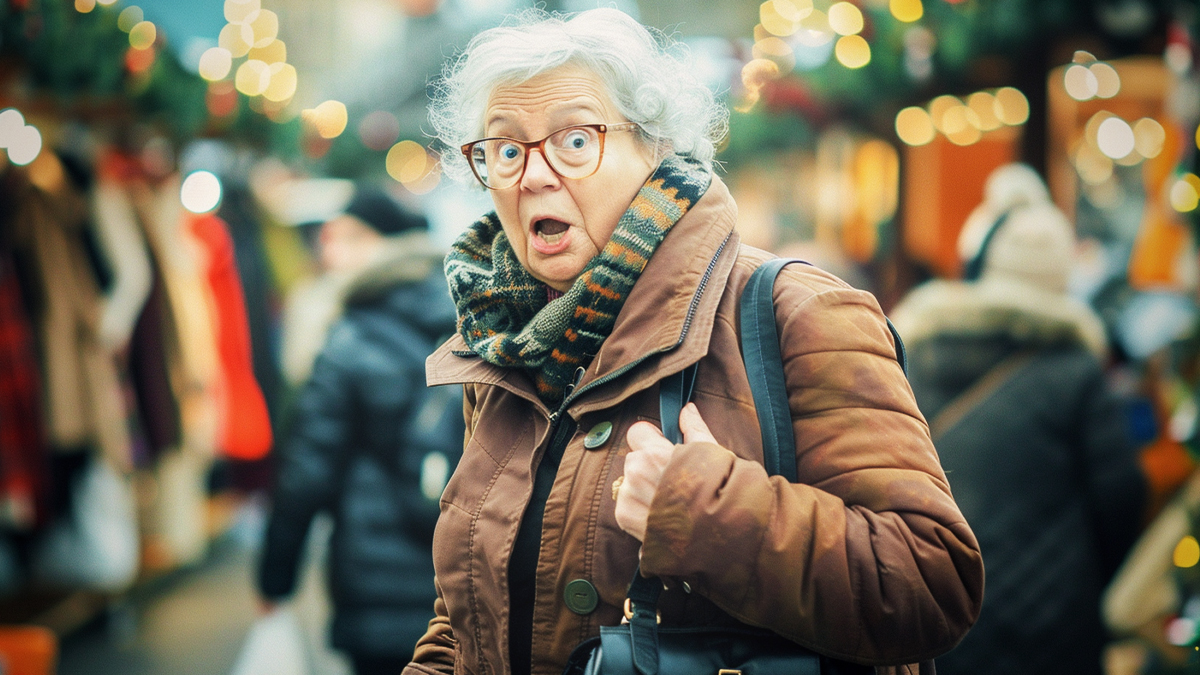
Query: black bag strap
xmin=624 ymin=258 xmax=908 ymax=675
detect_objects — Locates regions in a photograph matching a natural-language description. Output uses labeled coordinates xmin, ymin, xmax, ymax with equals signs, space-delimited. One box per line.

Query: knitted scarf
xmin=445 ymin=155 xmax=712 ymax=405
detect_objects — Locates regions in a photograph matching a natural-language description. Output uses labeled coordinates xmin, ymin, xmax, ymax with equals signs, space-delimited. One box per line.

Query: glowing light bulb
xmin=180 ymin=171 xmax=223 ymax=214
xmin=895 ymin=106 xmax=935 ymax=146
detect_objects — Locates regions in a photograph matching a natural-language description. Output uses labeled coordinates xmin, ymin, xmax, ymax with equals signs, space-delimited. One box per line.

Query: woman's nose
xmin=520 ymin=149 xmax=561 ymax=191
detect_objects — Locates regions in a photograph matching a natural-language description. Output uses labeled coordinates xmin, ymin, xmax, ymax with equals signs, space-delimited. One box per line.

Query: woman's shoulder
xmin=730 ymin=244 xmax=882 ymax=315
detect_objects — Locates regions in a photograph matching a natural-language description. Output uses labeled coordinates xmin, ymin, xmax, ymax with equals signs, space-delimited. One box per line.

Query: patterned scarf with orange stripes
xmin=445 ymin=155 xmax=712 ymax=405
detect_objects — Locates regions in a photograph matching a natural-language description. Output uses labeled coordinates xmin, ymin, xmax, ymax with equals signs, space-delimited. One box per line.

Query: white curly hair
xmin=428 ymin=7 xmax=728 ymax=184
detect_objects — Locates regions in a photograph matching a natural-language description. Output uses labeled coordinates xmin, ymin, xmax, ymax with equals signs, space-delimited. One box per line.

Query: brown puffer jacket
xmin=406 ymin=174 xmax=984 ymax=675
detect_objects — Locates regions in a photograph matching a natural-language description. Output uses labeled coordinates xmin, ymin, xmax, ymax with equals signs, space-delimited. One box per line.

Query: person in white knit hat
xmin=890 ymin=162 xmax=1148 ymax=675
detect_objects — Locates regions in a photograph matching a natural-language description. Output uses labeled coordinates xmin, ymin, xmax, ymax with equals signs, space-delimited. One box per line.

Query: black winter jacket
xmin=259 ymin=241 xmax=463 ymax=659
xmin=892 ymin=279 xmax=1146 ymax=675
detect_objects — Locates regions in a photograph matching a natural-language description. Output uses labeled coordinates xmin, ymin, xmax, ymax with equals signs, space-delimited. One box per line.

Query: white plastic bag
xmin=32 ymin=457 xmax=139 ymax=592
xmin=229 ymin=607 xmax=311 ymax=675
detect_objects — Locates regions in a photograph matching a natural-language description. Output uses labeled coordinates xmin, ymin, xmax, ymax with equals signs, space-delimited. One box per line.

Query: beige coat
xmin=407 ymin=175 xmax=984 ymax=675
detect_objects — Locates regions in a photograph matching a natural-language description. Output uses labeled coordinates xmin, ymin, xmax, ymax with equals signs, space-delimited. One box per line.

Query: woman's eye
xmin=564 ymin=131 xmax=590 ymax=149
xmin=499 ymin=144 xmax=521 ymax=161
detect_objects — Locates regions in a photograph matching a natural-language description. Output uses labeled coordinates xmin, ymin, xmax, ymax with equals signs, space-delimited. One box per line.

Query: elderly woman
xmin=408 ymin=9 xmax=984 ymax=675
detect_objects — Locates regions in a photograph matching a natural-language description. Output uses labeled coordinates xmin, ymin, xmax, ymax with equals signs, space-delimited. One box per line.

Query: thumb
xmin=680 ymin=403 xmax=717 ymax=445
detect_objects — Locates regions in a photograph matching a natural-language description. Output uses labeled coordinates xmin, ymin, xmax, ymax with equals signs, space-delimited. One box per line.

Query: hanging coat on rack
xmin=10 ymin=172 xmax=132 ymax=472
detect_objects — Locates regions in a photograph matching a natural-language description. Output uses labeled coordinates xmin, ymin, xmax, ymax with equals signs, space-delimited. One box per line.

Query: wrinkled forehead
xmin=482 ymin=65 xmax=620 ymax=137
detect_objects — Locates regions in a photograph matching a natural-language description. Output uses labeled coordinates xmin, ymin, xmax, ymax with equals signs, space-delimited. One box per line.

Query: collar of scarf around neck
xmin=444 ymin=154 xmax=713 ymax=406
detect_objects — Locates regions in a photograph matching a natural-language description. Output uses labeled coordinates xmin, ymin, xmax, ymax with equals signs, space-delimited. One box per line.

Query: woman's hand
xmin=614 ymin=403 xmax=717 ymax=541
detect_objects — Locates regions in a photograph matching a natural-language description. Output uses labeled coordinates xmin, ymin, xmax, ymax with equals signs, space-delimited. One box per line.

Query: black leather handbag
xmin=564 ymin=259 xmax=901 ymax=675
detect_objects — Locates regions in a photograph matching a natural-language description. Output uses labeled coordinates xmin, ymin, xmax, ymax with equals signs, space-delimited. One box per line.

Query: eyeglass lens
xmin=469 ymin=126 xmax=602 ymax=189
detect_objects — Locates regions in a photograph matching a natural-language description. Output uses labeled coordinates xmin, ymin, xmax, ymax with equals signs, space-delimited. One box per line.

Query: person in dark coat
xmin=890 ymin=163 xmax=1148 ymax=675
xmin=257 ymin=186 xmax=464 ymax=675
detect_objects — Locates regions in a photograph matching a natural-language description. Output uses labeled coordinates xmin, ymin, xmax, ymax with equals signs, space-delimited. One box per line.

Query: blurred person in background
xmin=407 ymin=8 xmax=983 ymax=675
xmin=257 ymin=186 xmax=464 ymax=675
xmin=890 ymin=163 xmax=1149 ymax=675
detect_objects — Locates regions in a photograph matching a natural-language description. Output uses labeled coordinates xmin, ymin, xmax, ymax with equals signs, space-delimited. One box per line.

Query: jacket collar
xmin=427 ymin=173 xmax=740 ymax=412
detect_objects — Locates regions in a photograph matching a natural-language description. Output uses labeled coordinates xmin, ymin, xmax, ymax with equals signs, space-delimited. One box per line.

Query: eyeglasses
xmin=460 ymin=122 xmax=641 ymax=190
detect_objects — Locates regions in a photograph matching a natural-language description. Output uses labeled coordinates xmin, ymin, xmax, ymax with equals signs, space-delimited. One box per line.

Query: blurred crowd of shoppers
xmin=257 ymin=186 xmax=463 ymax=675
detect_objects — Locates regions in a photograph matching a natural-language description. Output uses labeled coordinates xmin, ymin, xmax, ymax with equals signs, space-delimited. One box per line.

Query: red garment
xmin=186 ymin=212 xmax=273 ymax=460
xmin=0 ymin=253 xmax=48 ymax=528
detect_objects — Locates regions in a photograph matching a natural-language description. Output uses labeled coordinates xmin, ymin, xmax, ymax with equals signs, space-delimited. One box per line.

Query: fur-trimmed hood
xmin=890 ymin=276 xmax=1109 ymax=361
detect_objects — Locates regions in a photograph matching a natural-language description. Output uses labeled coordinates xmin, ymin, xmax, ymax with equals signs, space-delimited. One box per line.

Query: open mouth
xmin=534 ymin=218 xmax=570 ymax=245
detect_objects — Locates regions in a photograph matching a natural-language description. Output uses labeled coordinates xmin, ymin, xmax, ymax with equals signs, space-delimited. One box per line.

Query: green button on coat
xmin=564 ymin=579 xmax=599 ymax=615
xmin=583 ymin=421 xmax=613 ymax=449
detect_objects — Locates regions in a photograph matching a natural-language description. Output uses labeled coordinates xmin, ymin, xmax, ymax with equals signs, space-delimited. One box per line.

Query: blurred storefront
xmin=0 ymin=0 xmax=1199 ymax=673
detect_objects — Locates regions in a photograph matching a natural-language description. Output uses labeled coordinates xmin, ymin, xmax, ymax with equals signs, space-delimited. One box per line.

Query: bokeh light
xmin=834 ymin=35 xmax=870 ymax=68
xmin=753 ymin=36 xmax=796 ymax=71
xmin=1174 ymin=535 xmax=1200 ymax=568
xmin=125 ymin=45 xmax=156 ymax=73
xmin=180 ymin=171 xmax=223 ymax=214
xmin=890 ymin=0 xmax=923 ymax=23
xmin=75 ymin=0 xmax=96 ymax=12
xmin=895 ymin=106 xmax=935 ymax=146
xmin=235 ymin=59 xmax=271 ymax=96
xmin=6 ymin=125 xmax=42 ymax=166
xmin=358 ymin=111 xmax=401 ymax=151
xmin=0 ymin=108 xmax=25 ymax=144
xmin=1091 ymin=63 xmax=1120 ymax=98
xmin=1074 ymin=143 xmax=1114 ymax=185
xmin=199 ymin=47 xmax=233 ymax=81
xmin=1132 ymin=118 xmax=1165 ymax=159
xmin=928 ymin=95 xmax=961 ymax=132
xmin=129 ymin=21 xmax=157 ymax=50
xmin=993 ymin=87 xmax=1029 ymax=126
xmin=247 ymin=10 xmax=279 ymax=48
xmin=761 ymin=0 xmax=801 ymax=36
xmin=224 ymin=0 xmax=260 ymax=23
xmin=263 ymin=63 xmax=297 ymax=102
xmin=249 ymin=39 xmax=287 ymax=65
xmin=387 ymin=141 xmax=430 ymax=184
xmin=1096 ymin=117 xmax=1135 ymax=159
xmin=206 ymin=81 xmax=239 ymax=118
xmin=828 ymin=2 xmax=863 ymax=35
xmin=219 ymin=23 xmax=253 ymax=58
xmin=792 ymin=8 xmax=832 ymax=47
xmin=1064 ymin=64 xmax=1098 ymax=101
xmin=304 ymin=101 xmax=349 ymax=139
xmin=966 ymin=92 xmax=1002 ymax=131
xmin=1171 ymin=174 xmax=1200 ymax=213
xmin=117 ymin=6 xmax=144 ymax=32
